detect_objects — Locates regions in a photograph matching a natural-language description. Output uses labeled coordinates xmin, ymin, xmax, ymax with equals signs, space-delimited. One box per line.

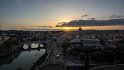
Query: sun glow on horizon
xmin=58 ymin=27 xmax=79 ymax=31
xmin=65 ymin=27 xmax=70 ymax=31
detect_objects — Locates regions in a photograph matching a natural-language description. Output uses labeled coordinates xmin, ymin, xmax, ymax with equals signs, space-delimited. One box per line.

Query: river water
xmin=0 ymin=43 xmax=46 ymax=70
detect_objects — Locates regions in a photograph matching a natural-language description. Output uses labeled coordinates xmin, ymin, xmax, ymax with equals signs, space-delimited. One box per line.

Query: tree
xmin=3 ymin=38 xmax=19 ymax=50
xmin=4 ymin=39 xmax=13 ymax=50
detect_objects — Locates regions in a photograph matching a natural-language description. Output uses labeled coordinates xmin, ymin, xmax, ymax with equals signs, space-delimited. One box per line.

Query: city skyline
xmin=0 ymin=0 xmax=124 ymax=30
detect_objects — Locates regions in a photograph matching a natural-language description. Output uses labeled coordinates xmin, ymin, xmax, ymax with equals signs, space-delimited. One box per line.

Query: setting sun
xmin=59 ymin=27 xmax=79 ymax=31
xmin=65 ymin=27 xmax=69 ymax=30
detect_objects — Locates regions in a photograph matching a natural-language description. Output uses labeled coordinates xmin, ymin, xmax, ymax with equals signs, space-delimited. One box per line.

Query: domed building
xmin=79 ymin=27 xmax=82 ymax=31
xmin=76 ymin=27 xmax=83 ymax=35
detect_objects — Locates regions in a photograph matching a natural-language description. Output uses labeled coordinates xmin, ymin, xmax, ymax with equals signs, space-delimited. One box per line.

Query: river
xmin=0 ymin=43 xmax=46 ymax=70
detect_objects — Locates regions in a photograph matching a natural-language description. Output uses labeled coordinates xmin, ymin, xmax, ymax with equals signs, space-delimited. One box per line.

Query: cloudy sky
xmin=0 ymin=0 xmax=124 ymax=30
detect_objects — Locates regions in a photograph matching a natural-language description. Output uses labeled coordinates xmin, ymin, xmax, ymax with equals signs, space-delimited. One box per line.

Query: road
xmin=46 ymin=38 xmax=64 ymax=64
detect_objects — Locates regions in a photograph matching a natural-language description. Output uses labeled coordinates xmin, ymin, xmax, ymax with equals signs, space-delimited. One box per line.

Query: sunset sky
xmin=0 ymin=0 xmax=124 ymax=30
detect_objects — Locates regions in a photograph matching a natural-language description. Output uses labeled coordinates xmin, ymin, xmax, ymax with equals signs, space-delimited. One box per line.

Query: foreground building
xmin=69 ymin=27 xmax=103 ymax=49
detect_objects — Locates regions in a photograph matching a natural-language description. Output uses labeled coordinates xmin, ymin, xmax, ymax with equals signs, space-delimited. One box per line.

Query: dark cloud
xmin=81 ymin=14 xmax=88 ymax=18
xmin=19 ymin=26 xmax=53 ymax=28
xmin=89 ymin=18 xmax=95 ymax=20
xmin=110 ymin=15 xmax=124 ymax=19
xmin=36 ymin=26 xmax=53 ymax=28
xmin=56 ymin=18 xmax=124 ymax=27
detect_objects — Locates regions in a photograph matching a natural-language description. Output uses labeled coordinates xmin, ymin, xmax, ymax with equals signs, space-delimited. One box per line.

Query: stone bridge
xmin=20 ymin=41 xmax=46 ymax=50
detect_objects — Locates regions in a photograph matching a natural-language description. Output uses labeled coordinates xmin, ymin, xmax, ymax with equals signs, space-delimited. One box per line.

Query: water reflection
xmin=0 ymin=43 xmax=46 ymax=70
